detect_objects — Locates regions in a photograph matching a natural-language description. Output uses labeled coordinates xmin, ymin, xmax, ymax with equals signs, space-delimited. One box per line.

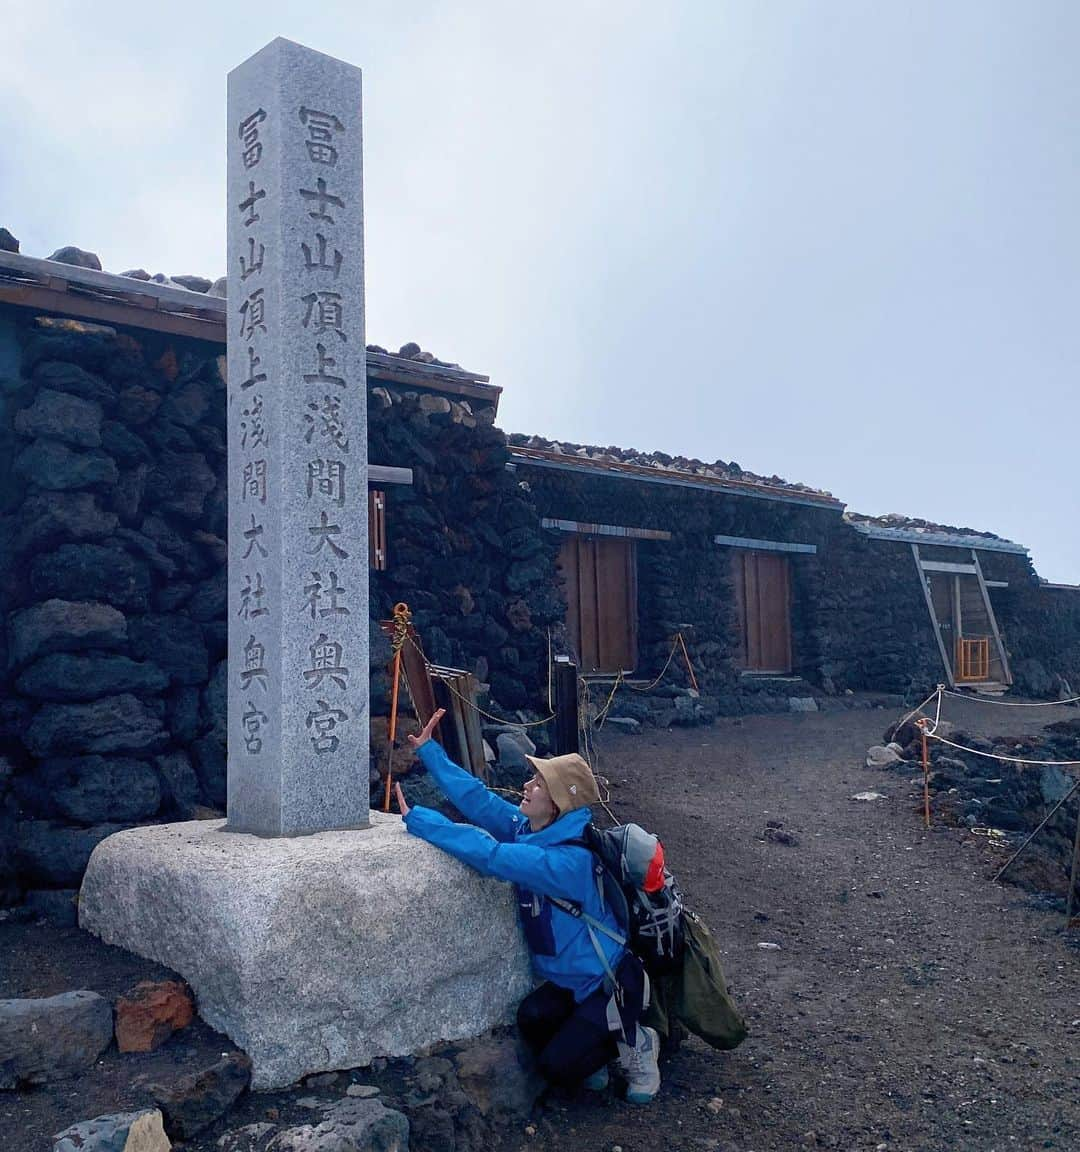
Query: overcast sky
xmin=2 ymin=1 xmax=1077 ymax=580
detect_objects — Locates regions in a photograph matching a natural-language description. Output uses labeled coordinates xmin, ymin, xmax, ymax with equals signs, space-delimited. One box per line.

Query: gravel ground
xmin=4 ymin=698 xmax=1079 ymax=1151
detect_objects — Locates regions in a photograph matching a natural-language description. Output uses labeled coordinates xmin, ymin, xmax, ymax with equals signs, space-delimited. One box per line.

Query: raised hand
xmin=407 ymin=707 xmax=446 ymax=750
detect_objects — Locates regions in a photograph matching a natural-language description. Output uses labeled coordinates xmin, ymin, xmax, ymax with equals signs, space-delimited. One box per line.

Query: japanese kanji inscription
xmin=228 ymin=38 xmax=368 ymax=835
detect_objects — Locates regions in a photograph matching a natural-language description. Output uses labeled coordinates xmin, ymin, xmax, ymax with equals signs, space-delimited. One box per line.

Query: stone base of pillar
xmin=79 ymin=816 xmax=532 ymax=1089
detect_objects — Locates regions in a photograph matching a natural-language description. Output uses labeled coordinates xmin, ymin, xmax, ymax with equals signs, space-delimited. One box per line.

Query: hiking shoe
xmin=582 ymin=1064 xmax=609 ymax=1091
xmin=617 ymin=1025 xmax=660 ymax=1104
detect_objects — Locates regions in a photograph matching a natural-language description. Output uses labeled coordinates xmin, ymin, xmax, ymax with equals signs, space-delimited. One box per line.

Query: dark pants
xmin=517 ymin=955 xmax=647 ymax=1088
xmin=517 ymin=981 xmax=616 ymax=1088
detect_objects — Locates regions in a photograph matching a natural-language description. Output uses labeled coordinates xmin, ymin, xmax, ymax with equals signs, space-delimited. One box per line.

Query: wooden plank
xmin=557 ymin=537 xmax=581 ymax=671
xmin=714 ymin=534 xmax=817 ymax=555
xmin=913 ymin=544 xmax=956 ymax=687
xmin=745 ymin=553 xmax=762 ymax=669
xmin=972 ymin=550 xmax=1013 ymax=686
xmin=753 ymin=553 xmax=792 ymax=673
xmin=363 ymin=362 xmax=498 ymax=402
xmin=460 ymin=673 xmax=488 ymax=785
xmin=0 ymin=249 xmax=227 ymax=312
xmin=0 ymin=281 xmax=226 ymax=343
xmin=919 ymin=560 xmax=978 ymax=575
xmin=367 ymin=466 xmax=413 ymax=486
xmin=578 ymin=538 xmax=600 ymax=673
xmin=553 ymin=659 xmax=580 ymax=754
xmin=603 ymin=537 xmax=637 ymax=673
xmin=627 ymin=540 xmax=639 ymax=673
xmin=398 ymin=632 xmax=439 ymax=733
xmin=541 ymin=518 xmax=671 ymax=541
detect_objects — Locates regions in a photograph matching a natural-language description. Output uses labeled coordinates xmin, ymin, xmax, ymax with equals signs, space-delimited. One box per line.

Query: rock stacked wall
xmin=367 ymin=386 xmax=559 ymax=714
xmin=0 ymin=316 xmax=231 ymax=903
xmin=516 ymin=461 xmax=843 ymax=711
xmin=0 ymin=314 xmax=555 ymax=903
xmin=981 ymin=551 xmax=1080 ymax=697
xmin=809 ymin=530 xmax=943 ymax=696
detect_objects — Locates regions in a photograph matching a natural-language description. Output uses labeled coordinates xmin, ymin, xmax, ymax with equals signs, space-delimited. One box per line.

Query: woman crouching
xmin=395 ymin=708 xmax=660 ymax=1103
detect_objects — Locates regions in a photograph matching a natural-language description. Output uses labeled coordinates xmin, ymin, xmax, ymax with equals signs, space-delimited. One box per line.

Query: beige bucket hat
xmin=524 ymin=752 xmax=600 ymax=814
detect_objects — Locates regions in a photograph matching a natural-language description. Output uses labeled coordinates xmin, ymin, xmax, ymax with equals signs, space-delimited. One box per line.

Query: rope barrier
xmin=898 ymin=684 xmax=1080 ymax=928
xmin=924 ymin=729 xmax=1080 ymax=770
xmin=939 ymin=687 xmax=1080 ymax=708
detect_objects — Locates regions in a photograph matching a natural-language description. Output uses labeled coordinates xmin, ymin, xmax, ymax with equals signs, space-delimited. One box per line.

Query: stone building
xmin=0 ymin=239 xmax=1078 ymax=903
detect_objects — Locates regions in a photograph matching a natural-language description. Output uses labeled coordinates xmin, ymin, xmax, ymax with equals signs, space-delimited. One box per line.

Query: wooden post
xmin=1066 ymin=797 xmax=1080 ymax=929
xmin=382 ymin=647 xmax=402 ymax=813
xmin=553 ymin=658 xmax=579 ymax=755
xmin=921 ymin=720 xmax=931 ymax=830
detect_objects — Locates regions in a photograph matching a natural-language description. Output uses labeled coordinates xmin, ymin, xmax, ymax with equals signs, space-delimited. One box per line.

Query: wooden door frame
xmin=731 ymin=549 xmax=793 ymax=674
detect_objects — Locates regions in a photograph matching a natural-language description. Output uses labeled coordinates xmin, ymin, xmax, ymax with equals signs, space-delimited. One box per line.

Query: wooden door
xmin=557 ymin=536 xmax=637 ymax=674
xmin=731 ymin=551 xmax=792 ymax=673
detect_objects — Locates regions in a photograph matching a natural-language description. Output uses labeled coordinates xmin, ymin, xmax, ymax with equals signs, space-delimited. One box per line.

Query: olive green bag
xmin=644 ymin=909 xmax=748 ymax=1050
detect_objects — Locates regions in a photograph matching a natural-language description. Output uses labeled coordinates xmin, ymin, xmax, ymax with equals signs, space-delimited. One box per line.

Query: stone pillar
xmin=227 ymin=38 xmax=369 ymax=835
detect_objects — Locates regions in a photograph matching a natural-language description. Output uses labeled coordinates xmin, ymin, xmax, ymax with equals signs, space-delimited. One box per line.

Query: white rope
xmin=926 ymin=730 xmax=1080 ymax=769
xmin=893 ymin=686 xmax=946 ymax=737
xmin=924 ymin=686 xmax=944 ymax=737
xmin=940 ymin=687 xmax=1080 ymax=708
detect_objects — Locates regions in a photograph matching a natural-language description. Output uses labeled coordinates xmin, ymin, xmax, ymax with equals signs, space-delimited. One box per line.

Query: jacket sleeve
xmin=403 ymin=806 xmax=590 ymax=903
xmin=415 ymin=739 xmax=522 ymax=843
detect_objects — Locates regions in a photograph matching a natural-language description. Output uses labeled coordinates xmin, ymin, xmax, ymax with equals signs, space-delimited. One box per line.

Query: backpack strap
xmin=549 ymin=895 xmax=627 ymax=993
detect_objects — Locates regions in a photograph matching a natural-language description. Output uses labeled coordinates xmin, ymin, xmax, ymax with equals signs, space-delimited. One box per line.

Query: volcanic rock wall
xmin=0 ymin=313 xmax=554 ymax=903
xmin=514 ymin=453 xmax=844 ymax=716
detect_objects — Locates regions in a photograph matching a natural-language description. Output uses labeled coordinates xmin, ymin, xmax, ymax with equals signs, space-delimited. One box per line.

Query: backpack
xmin=555 ymin=822 xmax=686 ymax=978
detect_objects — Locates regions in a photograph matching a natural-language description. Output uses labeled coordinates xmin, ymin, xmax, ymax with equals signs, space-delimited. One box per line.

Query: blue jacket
xmin=403 ymin=740 xmax=625 ymax=1001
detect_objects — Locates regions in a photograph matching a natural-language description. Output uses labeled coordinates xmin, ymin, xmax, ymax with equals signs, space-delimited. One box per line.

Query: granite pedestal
xmin=79 ymin=817 xmax=533 ymax=1088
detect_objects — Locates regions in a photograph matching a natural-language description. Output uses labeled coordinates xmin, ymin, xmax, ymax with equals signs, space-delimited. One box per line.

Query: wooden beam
xmin=0 ymin=281 xmax=227 ymax=343
xmin=367 ymin=465 xmax=413 ymax=486
xmin=541 ymin=518 xmax=671 ymax=541
xmin=919 ymin=560 xmax=977 ymax=575
xmin=713 ymin=534 xmax=817 ymax=555
xmin=972 ymin=550 xmax=1013 ymax=686
xmin=913 ymin=544 xmax=956 ymax=687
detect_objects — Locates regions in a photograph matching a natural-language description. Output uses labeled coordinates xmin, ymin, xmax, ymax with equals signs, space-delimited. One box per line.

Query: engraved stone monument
xmin=80 ymin=38 xmax=531 ymax=1090
xmin=227 ymin=38 xmax=369 ymax=834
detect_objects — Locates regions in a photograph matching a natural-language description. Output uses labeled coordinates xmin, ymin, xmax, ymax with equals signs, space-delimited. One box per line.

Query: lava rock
xmin=24 ymin=694 xmax=167 ymax=757
xmin=14 ymin=439 xmax=118 ymax=491
xmin=454 ymin=1035 xmax=542 ymax=1121
xmin=114 ymin=385 xmax=162 ymax=426
xmin=170 ymin=274 xmax=212 ymax=293
xmin=29 ymin=543 xmax=150 ymax=612
xmin=151 ymin=1052 xmax=252 ymax=1140
xmin=17 ymin=491 xmax=119 ymax=550
xmin=100 ymin=420 xmax=152 ymax=464
xmin=8 ymin=599 xmax=127 ymax=667
xmin=128 ymin=614 xmax=209 ymax=686
xmin=267 ymin=1097 xmax=410 ymax=1152
xmin=16 ymin=652 xmax=168 ymax=701
xmin=115 ymin=980 xmax=194 ymax=1053
xmin=0 ymin=991 xmax=112 ymax=1086
xmin=47 ymin=246 xmax=102 ymax=270
xmin=14 ymin=387 xmax=103 ymax=448
xmin=160 ymin=378 xmax=210 ymax=427
xmin=53 ymin=1109 xmax=170 ymax=1152
xmin=146 ymin=450 xmax=215 ymax=520
xmin=15 ymin=821 xmax=123 ymax=887
xmin=37 ymin=756 xmax=162 ymax=823
xmin=155 ymin=751 xmax=200 ymax=817
xmin=23 ymin=888 xmax=80 ymax=927
xmin=32 ymin=360 xmax=116 ymax=406
xmin=187 ymin=571 xmax=227 ymax=622
xmin=190 ymin=735 xmax=225 ymax=808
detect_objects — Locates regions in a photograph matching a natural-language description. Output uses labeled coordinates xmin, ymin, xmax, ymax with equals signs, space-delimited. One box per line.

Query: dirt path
xmin=5 ymin=702 xmax=1079 ymax=1151
xmin=528 ymin=702 xmax=1080 ymax=1151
